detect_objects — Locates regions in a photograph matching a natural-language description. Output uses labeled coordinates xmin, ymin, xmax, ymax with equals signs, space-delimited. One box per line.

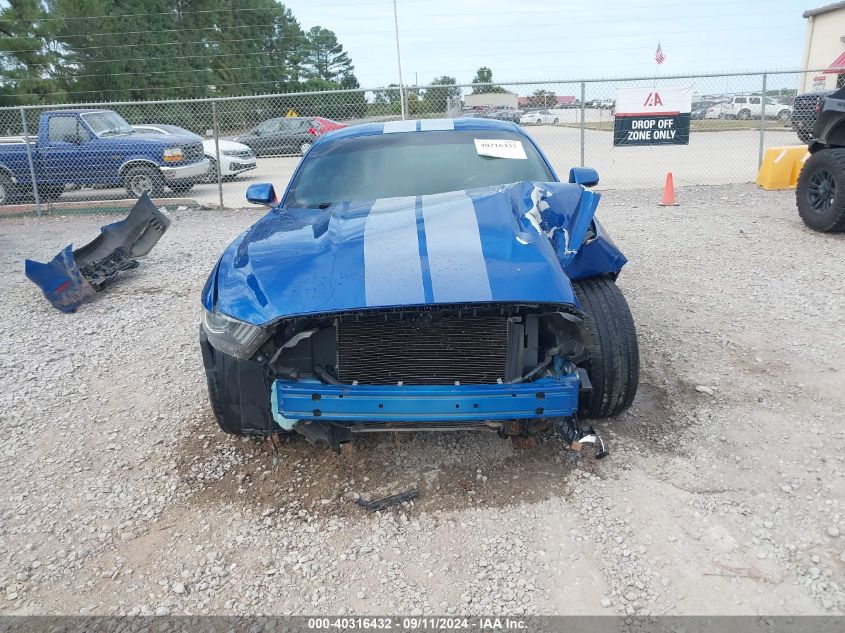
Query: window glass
xmin=48 ymin=116 xmax=80 ymax=143
xmin=286 ymin=130 xmax=553 ymax=208
xmin=256 ymin=119 xmax=280 ymax=134
xmin=749 ymin=97 xmax=761 ymax=104
xmin=735 ymin=97 xmax=747 ymax=104
xmin=82 ymin=111 xmax=132 ymax=136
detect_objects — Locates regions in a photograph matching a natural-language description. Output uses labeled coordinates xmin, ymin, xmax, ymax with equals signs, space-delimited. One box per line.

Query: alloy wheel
xmin=808 ymin=168 xmax=836 ymax=213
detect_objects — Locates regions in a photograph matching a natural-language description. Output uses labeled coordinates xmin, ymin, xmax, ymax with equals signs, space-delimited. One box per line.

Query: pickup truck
xmin=791 ymin=91 xmax=833 ymax=143
xmin=0 ymin=109 xmax=209 ymax=204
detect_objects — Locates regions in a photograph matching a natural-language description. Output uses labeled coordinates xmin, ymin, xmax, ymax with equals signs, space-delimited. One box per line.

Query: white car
xmin=519 ymin=109 xmax=560 ymax=125
xmin=703 ymin=96 xmax=792 ymax=121
xmin=132 ymin=124 xmax=257 ymax=181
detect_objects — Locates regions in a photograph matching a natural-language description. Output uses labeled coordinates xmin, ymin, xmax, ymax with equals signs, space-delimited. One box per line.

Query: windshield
xmin=82 ymin=111 xmax=133 ymax=137
xmin=285 ymin=129 xmax=553 ymax=208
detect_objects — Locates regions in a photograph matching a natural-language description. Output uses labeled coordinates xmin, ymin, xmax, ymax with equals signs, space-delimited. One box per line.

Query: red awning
xmin=823 ymin=50 xmax=845 ymax=74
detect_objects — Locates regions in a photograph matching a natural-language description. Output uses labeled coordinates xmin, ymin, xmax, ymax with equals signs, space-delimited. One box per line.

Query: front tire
xmin=123 ymin=165 xmax=165 ymax=198
xmin=553 ymin=117 xmax=559 ymax=124
xmin=573 ymin=277 xmax=639 ymax=419
xmin=737 ymin=109 xmax=751 ymax=120
xmin=200 ymin=327 xmax=289 ymax=436
xmin=796 ymin=149 xmax=845 ymax=232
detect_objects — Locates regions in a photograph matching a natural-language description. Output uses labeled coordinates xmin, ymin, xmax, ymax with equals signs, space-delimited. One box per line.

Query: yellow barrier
xmin=756 ymin=145 xmax=811 ymax=190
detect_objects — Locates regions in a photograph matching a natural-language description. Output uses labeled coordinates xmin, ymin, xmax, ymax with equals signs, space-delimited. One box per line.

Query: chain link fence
xmin=0 ymin=69 xmax=836 ymax=216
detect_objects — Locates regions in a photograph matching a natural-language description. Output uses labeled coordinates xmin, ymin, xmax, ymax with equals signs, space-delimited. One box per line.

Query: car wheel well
xmin=118 ymin=159 xmax=161 ymax=179
xmin=824 ymin=121 xmax=845 ymax=149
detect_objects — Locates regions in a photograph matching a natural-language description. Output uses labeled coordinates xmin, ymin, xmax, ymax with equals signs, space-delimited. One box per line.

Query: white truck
xmin=705 ymin=96 xmax=792 ymax=121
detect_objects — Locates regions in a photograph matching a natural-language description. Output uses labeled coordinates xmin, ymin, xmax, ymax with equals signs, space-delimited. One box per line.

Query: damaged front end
xmin=200 ymin=302 xmax=601 ymax=453
xmin=25 ymin=194 xmax=170 ymax=312
xmin=200 ymin=178 xmax=629 ymax=454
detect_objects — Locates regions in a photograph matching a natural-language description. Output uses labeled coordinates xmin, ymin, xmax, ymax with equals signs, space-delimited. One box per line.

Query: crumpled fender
xmin=24 ymin=194 xmax=171 ymax=312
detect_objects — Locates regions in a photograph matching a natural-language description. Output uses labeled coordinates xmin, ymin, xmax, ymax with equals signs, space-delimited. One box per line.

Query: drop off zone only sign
xmin=613 ymin=86 xmax=692 ymax=146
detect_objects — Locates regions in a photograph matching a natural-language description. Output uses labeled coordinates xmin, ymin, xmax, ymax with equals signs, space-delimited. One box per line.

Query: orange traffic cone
xmin=658 ymin=172 xmax=679 ymax=206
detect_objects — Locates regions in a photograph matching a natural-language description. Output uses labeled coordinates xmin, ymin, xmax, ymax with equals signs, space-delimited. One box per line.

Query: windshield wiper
xmin=317 ymin=202 xmax=332 ymax=209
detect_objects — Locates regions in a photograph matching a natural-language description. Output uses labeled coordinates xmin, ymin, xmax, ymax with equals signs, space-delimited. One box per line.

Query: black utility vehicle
xmin=796 ymin=87 xmax=845 ymax=232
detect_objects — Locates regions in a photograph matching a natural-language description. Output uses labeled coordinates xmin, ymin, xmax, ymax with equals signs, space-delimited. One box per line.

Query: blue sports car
xmin=200 ymin=118 xmax=638 ymax=453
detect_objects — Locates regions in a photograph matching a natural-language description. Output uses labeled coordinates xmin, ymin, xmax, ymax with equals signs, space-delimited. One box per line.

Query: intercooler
xmin=336 ymin=312 xmax=509 ymax=385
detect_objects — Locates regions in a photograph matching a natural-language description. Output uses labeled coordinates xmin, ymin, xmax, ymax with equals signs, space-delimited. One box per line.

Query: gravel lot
xmin=1 ymin=183 xmax=843 ymax=617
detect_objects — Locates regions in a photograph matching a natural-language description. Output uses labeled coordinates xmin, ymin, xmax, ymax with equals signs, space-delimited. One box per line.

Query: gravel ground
xmin=1 ymin=183 xmax=843 ymax=616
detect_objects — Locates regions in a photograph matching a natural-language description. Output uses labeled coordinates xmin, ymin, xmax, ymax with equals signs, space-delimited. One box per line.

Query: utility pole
xmin=393 ymin=0 xmax=407 ymax=120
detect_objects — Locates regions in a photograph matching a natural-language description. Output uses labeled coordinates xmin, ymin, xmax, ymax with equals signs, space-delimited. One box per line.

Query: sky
xmin=282 ymin=0 xmax=809 ymax=88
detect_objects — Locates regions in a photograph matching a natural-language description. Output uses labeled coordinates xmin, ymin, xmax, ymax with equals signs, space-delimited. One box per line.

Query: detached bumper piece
xmin=273 ymin=375 xmax=580 ymax=423
xmin=24 ymin=194 xmax=170 ymax=312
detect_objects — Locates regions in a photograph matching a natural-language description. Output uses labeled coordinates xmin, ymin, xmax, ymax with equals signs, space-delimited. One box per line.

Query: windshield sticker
xmin=474 ymin=138 xmax=527 ymax=160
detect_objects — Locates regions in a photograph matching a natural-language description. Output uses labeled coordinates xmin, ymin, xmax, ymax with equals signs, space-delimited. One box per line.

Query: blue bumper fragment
xmin=24 ymin=194 xmax=170 ymax=312
xmin=24 ymin=244 xmax=96 ymax=313
xmin=273 ymin=374 xmax=580 ymax=424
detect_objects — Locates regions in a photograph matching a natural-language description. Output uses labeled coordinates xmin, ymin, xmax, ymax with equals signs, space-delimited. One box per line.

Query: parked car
xmin=199 ymin=118 xmax=639 ymax=451
xmin=791 ymin=91 xmax=833 ymax=143
xmin=133 ymin=124 xmax=256 ymax=182
xmin=486 ymin=108 xmax=522 ymax=123
xmin=519 ymin=109 xmax=560 ymax=125
xmin=590 ymin=99 xmax=615 ymax=109
xmin=0 ymin=109 xmax=209 ymax=203
xmin=704 ymin=96 xmax=791 ymax=121
xmin=796 ymin=86 xmax=845 ymax=232
xmin=233 ymin=116 xmax=346 ymax=156
xmin=691 ymin=100 xmax=717 ymax=120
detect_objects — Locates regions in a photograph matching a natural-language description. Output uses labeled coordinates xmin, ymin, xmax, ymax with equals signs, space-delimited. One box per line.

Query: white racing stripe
xmin=364 ymin=197 xmax=425 ymax=306
xmin=383 ymin=120 xmax=418 ymax=133
xmin=420 ymin=119 xmax=454 ymax=131
xmin=421 ymin=191 xmax=492 ymax=303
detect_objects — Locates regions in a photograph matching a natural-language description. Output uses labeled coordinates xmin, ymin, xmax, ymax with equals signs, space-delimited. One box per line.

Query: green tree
xmin=526 ymin=89 xmax=557 ymax=108
xmin=422 ymin=75 xmax=460 ymax=114
xmin=0 ymin=0 xmax=64 ymax=105
xmin=301 ymin=26 xmax=353 ymax=82
xmin=50 ymin=0 xmax=308 ymax=101
xmin=471 ymin=66 xmax=507 ymax=94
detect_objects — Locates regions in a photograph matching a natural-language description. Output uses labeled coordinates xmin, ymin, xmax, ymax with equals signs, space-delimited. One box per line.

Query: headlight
xmin=163 ymin=146 xmax=184 ymax=162
xmin=202 ymin=309 xmax=269 ymax=360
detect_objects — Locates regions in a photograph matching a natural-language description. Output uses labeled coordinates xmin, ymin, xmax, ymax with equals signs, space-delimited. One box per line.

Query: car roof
xmin=318 ymin=117 xmax=521 ymax=144
xmin=46 ymin=109 xmax=114 ymax=116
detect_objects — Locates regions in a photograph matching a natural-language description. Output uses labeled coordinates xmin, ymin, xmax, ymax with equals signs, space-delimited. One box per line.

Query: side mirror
xmin=569 ymin=167 xmax=599 ymax=188
xmin=246 ymin=183 xmax=277 ymax=206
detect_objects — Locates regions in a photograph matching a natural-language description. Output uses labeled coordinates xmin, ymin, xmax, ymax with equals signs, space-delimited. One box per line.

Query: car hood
xmin=202 ymin=139 xmax=252 ymax=153
xmin=203 ymin=181 xmax=626 ymax=326
xmin=128 ymin=132 xmax=200 ymax=146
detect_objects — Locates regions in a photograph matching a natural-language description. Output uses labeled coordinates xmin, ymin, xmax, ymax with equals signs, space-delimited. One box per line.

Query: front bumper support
xmin=273 ymin=374 xmax=580 ymax=423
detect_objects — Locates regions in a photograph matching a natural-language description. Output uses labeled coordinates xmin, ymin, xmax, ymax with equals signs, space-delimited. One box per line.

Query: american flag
xmin=655 ymin=43 xmax=666 ymax=65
